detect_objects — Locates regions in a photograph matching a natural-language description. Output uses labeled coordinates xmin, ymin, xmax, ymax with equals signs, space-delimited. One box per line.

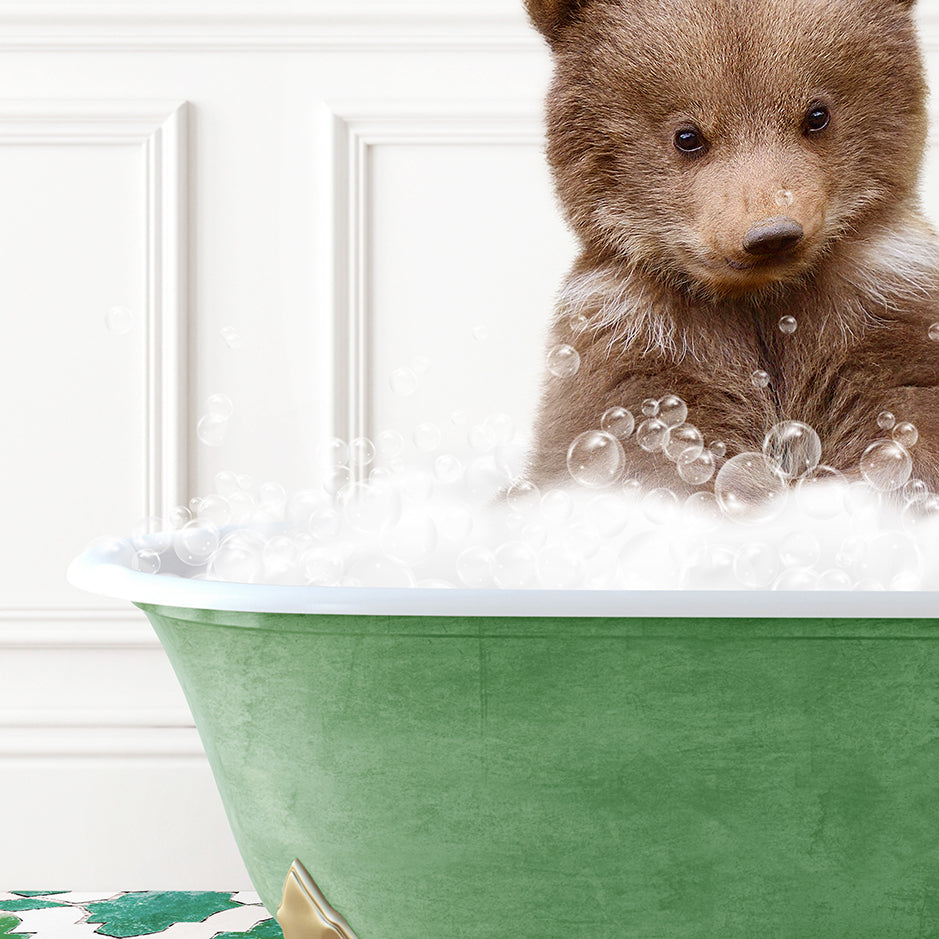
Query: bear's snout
xmin=742 ymin=218 xmax=805 ymax=257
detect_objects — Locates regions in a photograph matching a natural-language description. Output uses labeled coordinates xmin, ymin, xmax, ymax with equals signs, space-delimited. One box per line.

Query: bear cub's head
xmin=527 ymin=0 xmax=928 ymax=299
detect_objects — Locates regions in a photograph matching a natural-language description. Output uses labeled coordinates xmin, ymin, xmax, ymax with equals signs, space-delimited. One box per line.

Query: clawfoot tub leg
xmin=277 ymin=859 xmax=361 ymax=939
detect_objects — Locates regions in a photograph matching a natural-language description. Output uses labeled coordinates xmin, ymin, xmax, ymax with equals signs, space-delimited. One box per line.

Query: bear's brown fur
xmin=525 ymin=0 xmax=939 ymax=493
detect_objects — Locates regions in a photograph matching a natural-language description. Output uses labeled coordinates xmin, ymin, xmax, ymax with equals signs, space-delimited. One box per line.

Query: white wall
xmin=1 ymin=0 xmax=938 ymax=890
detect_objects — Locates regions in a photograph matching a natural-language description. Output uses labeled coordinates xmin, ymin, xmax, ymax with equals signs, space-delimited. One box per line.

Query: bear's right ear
xmin=524 ymin=0 xmax=587 ymax=44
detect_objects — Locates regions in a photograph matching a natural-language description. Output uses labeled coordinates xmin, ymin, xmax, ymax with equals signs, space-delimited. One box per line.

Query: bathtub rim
xmin=67 ymin=539 xmax=939 ymax=618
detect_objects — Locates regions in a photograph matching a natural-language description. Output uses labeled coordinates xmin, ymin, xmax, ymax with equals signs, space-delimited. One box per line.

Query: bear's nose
xmin=742 ymin=218 xmax=804 ymax=256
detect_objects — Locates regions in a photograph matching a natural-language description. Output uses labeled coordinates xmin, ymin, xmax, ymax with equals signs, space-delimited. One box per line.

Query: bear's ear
xmin=524 ymin=0 xmax=588 ymax=43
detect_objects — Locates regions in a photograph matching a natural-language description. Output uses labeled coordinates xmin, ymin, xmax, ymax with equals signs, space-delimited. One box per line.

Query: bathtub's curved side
xmin=140 ymin=603 xmax=939 ymax=938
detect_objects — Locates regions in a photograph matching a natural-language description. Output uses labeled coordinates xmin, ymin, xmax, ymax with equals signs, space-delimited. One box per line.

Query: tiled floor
xmin=0 ymin=891 xmax=282 ymax=938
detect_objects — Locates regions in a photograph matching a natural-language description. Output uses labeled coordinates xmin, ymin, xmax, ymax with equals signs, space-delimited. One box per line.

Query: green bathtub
xmin=70 ymin=545 xmax=939 ymax=937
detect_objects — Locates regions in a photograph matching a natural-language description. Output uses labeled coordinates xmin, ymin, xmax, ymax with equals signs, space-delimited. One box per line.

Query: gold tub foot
xmin=277 ymin=859 xmax=360 ymax=939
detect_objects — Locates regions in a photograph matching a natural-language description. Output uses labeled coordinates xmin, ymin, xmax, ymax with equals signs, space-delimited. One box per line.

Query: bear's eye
xmin=803 ymin=105 xmax=831 ymax=134
xmin=674 ymin=127 xmax=707 ymax=155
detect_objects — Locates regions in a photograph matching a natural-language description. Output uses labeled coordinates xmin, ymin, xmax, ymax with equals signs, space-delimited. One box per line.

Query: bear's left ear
xmin=524 ymin=0 xmax=588 ymax=44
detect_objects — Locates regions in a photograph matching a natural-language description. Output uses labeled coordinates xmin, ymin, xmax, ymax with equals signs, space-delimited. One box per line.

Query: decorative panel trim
xmin=317 ymin=101 xmax=544 ymax=464
xmin=0 ymin=608 xmax=158 ymax=648
xmin=0 ymin=100 xmax=189 ymax=519
xmin=0 ymin=5 xmax=536 ymax=52
xmin=0 ymin=724 xmax=204 ymax=759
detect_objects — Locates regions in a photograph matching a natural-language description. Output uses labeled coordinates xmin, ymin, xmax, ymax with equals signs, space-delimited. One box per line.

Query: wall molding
xmin=0 ymin=724 xmax=204 ymax=759
xmin=317 ymin=101 xmax=544 ymax=464
xmin=0 ymin=100 xmax=189 ymax=518
xmin=0 ymin=607 xmax=159 ymax=648
xmin=0 ymin=5 xmax=537 ymax=52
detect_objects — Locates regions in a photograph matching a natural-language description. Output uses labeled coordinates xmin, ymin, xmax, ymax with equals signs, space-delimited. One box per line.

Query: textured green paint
xmin=10 ymin=891 xmax=68 ymax=897
xmin=214 ymin=919 xmax=284 ymax=938
xmin=139 ymin=603 xmax=939 ymax=938
xmin=0 ymin=899 xmax=68 ymax=911
xmin=0 ymin=913 xmax=28 ymax=937
xmin=86 ymin=891 xmax=239 ymax=937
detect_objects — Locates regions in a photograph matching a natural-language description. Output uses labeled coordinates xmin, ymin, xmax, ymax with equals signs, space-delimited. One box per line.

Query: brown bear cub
xmin=524 ymin=0 xmax=939 ymax=494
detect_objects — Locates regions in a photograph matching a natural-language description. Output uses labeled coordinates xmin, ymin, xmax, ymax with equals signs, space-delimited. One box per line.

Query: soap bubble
xmin=349 ymin=437 xmax=376 ymax=467
xmin=817 ymin=569 xmax=852 ymax=590
xmin=226 ymin=489 xmax=257 ymax=524
xmin=346 ymin=552 xmax=413 ymax=588
xmin=472 ymin=325 xmax=489 ymax=342
xmin=641 ymin=399 xmax=659 ymax=417
xmin=794 ymin=465 xmax=846 ymax=518
xmin=642 ymin=487 xmax=679 ymax=525
xmin=105 ymin=305 xmax=134 ymax=334
xmin=683 ymin=491 xmax=722 ymax=531
xmin=468 ymin=422 xmax=497 ymax=451
xmin=132 ymin=516 xmax=173 ymax=553
xmin=506 ymin=478 xmax=541 ymax=512
xmin=903 ymin=479 xmax=930 ymax=505
xmin=601 ymin=406 xmax=635 ymax=440
xmin=681 ymin=544 xmax=737 ymax=590
xmin=456 ymin=546 xmax=495 ymax=587
xmin=567 ymin=430 xmax=625 ymax=488
xmin=323 ymin=464 xmax=352 ymax=498
xmin=778 ymin=315 xmax=798 ymax=334
xmin=174 ymin=521 xmax=220 ymax=566
xmin=892 ymin=422 xmax=918 ymax=448
xmin=779 ymin=530 xmax=821 ymax=568
xmin=733 ymin=542 xmax=779 ymax=589
xmin=860 ymin=439 xmax=912 ymax=491
xmin=658 ymin=394 xmax=688 ymax=428
xmin=773 ymin=567 xmax=818 ymax=590
xmin=465 ymin=455 xmax=511 ymax=498
xmin=636 ymin=418 xmax=669 ymax=453
xmin=214 ymin=470 xmax=239 ymax=496
xmin=197 ymin=493 xmax=233 ymax=527
xmin=709 ymin=441 xmax=727 ymax=459
xmin=677 ymin=448 xmax=716 ymax=485
xmin=132 ymin=549 xmax=162 ymax=575
xmin=390 ymin=367 xmax=418 ymax=396
xmin=493 ymin=541 xmax=538 ymax=588
xmin=929 ymin=323 xmax=939 ymax=341
xmin=375 ymin=429 xmax=405 ymax=460
xmin=902 ymin=495 xmax=939 ymax=531
xmin=541 ymin=488 xmax=574 ymax=524
xmin=413 ymin=422 xmax=442 ymax=452
xmin=485 ymin=412 xmax=515 ymax=446
xmin=763 ymin=421 xmax=822 ymax=479
xmin=411 ymin=355 xmax=431 ymax=374
xmin=434 ymin=454 xmax=464 ymax=485
xmin=715 ymin=452 xmax=787 ymax=523
xmin=197 ymin=413 xmax=228 ymax=447
xmin=663 ymin=423 xmax=704 ymax=462
xmin=546 ymin=344 xmax=581 ymax=378
xmin=207 ymin=393 xmax=233 ymax=420
xmin=168 ymin=505 xmax=192 ymax=528
xmin=569 ymin=313 xmax=589 ymax=334
xmin=775 ymin=189 xmax=794 ymax=208
xmin=876 ymin=411 xmax=896 ymax=431
xmin=220 ymin=326 xmax=245 ymax=349
xmin=309 ymin=505 xmax=342 ymax=541
xmin=751 ymin=369 xmax=770 ymax=389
